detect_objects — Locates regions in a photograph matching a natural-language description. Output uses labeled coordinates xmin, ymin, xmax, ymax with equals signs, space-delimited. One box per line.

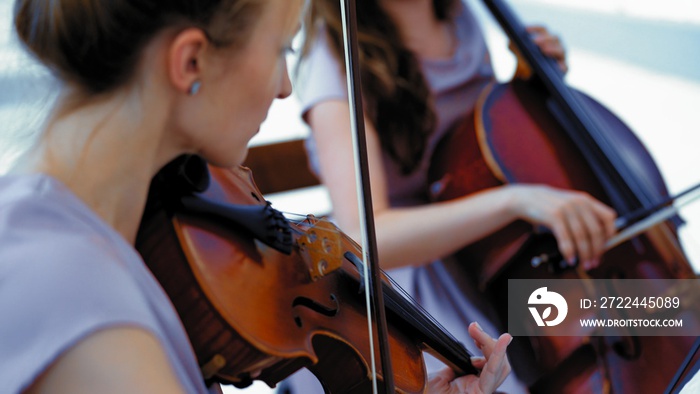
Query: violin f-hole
xmin=292 ymin=294 xmax=340 ymax=328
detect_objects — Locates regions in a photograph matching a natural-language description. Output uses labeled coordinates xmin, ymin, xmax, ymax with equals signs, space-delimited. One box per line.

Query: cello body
xmin=427 ymin=0 xmax=697 ymax=391
xmin=429 ymin=79 xmax=697 ymax=393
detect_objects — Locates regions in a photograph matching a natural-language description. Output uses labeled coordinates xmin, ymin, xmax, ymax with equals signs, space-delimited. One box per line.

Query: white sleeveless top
xmin=0 ymin=174 xmax=210 ymax=393
xmin=289 ymin=2 xmax=529 ymax=393
xmin=296 ymin=0 xmax=495 ymax=207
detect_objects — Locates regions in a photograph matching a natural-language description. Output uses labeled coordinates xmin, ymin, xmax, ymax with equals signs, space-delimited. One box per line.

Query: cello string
xmin=487 ymin=0 xmax=662 ymax=212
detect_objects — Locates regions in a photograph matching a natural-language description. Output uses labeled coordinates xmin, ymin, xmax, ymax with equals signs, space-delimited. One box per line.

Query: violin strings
xmin=277 ymin=210 xmax=313 ymax=223
xmin=274 ymin=209 xmax=470 ymax=354
xmin=333 ymin=228 xmax=468 ymax=351
xmin=383 ymin=269 xmax=464 ymax=344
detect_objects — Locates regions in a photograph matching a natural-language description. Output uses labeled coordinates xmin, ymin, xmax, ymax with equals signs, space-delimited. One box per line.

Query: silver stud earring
xmin=188 ymin=80 xmax=202 ymax=96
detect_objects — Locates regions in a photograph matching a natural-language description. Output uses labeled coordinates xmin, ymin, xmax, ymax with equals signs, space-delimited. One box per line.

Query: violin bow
xmin=339 ymin=0 xmax=395 ymax=392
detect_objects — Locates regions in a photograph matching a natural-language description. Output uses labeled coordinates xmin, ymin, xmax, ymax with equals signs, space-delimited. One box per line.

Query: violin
xmin=427 ymin=0 xmax=697 ymax=392
xmin=135 ymin=154 xmax=479 ymax=393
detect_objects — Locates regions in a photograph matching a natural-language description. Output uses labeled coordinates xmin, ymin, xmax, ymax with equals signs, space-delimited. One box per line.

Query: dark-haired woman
xmin=0 ymin=0 xmax=513 ymax=393
xmin=282 ymin=0 xmax=618 ymax=392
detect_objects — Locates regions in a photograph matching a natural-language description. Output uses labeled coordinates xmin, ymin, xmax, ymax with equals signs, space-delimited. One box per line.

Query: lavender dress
xmin=0 ymin=174 xmax=212 ymax=393
xmin=285 ymin=1 xmax=529 ymax=393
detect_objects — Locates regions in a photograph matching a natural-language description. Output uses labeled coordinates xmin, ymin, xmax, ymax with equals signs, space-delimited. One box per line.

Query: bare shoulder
xmin=308 ymin=99 xmax=351 ymax=130
xmin=25 ymin=326 xmax=186 ymax=394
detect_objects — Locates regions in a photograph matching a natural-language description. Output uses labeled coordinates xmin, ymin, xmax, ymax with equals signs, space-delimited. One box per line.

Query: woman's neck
xmin=13 ymin=86 xmax=178 ymax=244
xmin=380 ymin=0 xmax=455 ymax=60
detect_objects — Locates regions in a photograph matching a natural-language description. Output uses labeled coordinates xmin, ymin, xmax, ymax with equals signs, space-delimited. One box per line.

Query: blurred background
xmin=1 ymin=0 xmax=698 ymax=392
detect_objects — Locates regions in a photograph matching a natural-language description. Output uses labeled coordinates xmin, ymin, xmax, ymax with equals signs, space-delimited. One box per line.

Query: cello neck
xmin=481 ymin=0 xmax=661 ymax=214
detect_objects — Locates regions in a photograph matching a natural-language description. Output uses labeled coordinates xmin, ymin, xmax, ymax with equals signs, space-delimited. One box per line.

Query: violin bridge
xmin=297 ymin=217 xmax=343 ymax=281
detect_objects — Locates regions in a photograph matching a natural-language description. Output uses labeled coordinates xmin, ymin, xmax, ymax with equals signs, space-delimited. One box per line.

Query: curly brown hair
xmin=301 ymin=0 xmax=458 ymax=174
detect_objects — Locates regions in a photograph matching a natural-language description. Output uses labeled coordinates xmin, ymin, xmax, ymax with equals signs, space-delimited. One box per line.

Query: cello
xmin=428 ymin=0 xmax=697 ymax=392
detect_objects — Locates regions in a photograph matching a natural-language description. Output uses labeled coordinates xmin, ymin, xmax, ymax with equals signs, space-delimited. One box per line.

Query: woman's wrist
xmin=455 ymin=185 xmax=522 ymax=230
xmin=494 ymin=184 xmax=524 ymax=222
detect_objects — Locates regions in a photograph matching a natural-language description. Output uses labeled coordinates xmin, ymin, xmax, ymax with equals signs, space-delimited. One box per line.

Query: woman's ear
xmin=168 ymin=28 xmax=209 ymax=95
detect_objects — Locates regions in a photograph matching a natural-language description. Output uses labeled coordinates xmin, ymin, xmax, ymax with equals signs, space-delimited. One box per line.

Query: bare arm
xmin=308 ymin=100 xmax=616 ymax=270
xmin=25 ymin=327 xmax=187 ymax=394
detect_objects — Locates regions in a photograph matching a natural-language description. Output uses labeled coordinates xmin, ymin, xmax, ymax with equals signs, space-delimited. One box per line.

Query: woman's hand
xmin=425 ymin=323 xmax=512 ymax=394
xmin=527 ymin=25 xmax=568 ymax=73
xmin=508 ymin=184 xmax=617 ymax=270
xmin=511 ymin=25 xmax=568 ymax=77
